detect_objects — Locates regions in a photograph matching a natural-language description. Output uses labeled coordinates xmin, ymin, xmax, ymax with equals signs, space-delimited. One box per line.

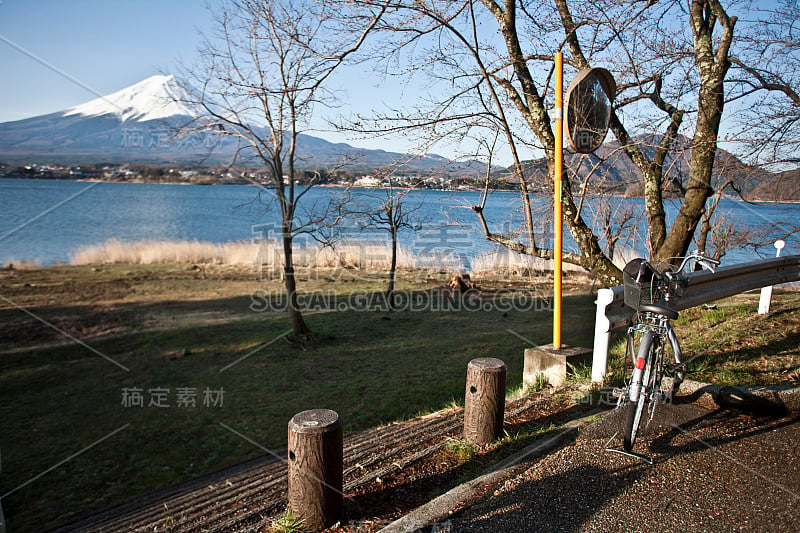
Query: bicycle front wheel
xmin=623 ymin=332 xmax=655 ymax=452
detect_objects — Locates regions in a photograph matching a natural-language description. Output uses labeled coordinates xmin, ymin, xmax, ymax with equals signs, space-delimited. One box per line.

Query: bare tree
xmin=328 ymin=0 xmax=799 ymax=285
xmin=343 ymin=172 xmax=423 ymax=309
xmin=726 ymin=0 xmax=800 ymax=168
xmin=179 ymin=0 xmax=383 ymax=335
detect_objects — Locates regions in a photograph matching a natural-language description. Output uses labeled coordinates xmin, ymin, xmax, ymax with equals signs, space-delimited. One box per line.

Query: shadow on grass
xmin=0 ymin=289 xmax=596 ymax=532
xmin=0 ymin=286 xmax=571 ymax=347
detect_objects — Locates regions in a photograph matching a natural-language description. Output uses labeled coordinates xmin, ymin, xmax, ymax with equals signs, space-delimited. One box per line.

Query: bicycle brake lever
xmin=698 ymin=259 xmax=717 ymax=273
xmin=636 ymin=260 xmax=648 ymax=283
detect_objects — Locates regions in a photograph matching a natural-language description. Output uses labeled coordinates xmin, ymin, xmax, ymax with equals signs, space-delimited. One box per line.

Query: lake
xmin=1 ymin=177 xmax=797 ymax=268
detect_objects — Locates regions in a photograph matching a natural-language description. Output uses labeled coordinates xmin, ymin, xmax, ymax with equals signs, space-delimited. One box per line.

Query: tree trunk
xmin=549 ymin=156 xmax=623 ymax=285
xmin=655 ymin=100 xmax=718 ymax=260
xmin=282 ymin=231 xmax=310 ymax=336
xmin=655 ymin=0 xmax=735 ymax=261
xmin=696 ymin=211 xmax=711 ymax=256
xmin=386 ymin=226 xmax=398 ymax=310
xmin=482 ymin=0 xmax=623 ymax=285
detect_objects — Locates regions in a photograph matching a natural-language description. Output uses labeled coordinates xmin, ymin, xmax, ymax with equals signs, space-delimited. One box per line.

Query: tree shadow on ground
xmin=592 ymin=401 xmax=797 ymax=459
xmin=443 ymin=406 xmax=798 ymax=532
xmin=649 ymin=406 xmax=800 ymax=458
xmin=448 ymin=463 xmax=645 ymax=532
xmin=341 ymin=402 xmax=600 ymax=526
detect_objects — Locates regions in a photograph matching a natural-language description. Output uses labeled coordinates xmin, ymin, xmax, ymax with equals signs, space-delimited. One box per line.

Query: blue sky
xmin=0 ymin=1 xmax=212 ymax=121
xmin=1 ymin=1 xmax=792 ymax=166
xmin=0 ymin=0 xmax=423 ymax=155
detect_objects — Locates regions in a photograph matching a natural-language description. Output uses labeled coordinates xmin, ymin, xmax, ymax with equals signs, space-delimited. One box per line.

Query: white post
xmin=592 ymin=288 xmax=615 ymax=383
xmin=758 ymin=240 xmax=785 ymax=315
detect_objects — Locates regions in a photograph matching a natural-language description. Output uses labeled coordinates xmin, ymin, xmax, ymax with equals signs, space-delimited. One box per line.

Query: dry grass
xmin=71 ymin=239 xmax=255 ymax=266
xmin=68 ymin=239 xmax=645 ymax=281
xmin=70 ymin=238 xmax=465 ymax=272
xmin=609 ymin=245 xmax=639 ymax=269
xmin=2 ymin=263 xmax=595 ymax=531
xmin=1 ymin=259 xmax=42 ymax=270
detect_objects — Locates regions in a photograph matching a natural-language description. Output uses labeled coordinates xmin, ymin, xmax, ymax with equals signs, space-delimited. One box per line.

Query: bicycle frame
xmin=627 ymin=316 xmax=683 ymax=404
xmin=607 ymin=316 xmax=684 ymax=462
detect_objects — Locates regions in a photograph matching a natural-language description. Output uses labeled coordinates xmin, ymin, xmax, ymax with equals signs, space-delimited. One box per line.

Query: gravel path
xmin=450 ymin=403 xmax=800 ymax=532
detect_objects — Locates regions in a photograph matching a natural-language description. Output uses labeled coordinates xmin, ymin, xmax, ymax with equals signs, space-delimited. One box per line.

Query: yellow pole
xmin=553 ymin=52 xmax=563 ymax=350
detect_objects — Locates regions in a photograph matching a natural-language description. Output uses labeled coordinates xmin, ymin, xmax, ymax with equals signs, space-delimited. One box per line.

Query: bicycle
xmin=606 ymin=251 xmax=719 ymax=463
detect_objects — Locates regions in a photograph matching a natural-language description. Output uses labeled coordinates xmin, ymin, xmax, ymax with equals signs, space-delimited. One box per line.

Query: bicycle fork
xmin=666 ymin=325 xmax=684 ymax=392
xmin=628 ymin=330 xmax=656 ymax=403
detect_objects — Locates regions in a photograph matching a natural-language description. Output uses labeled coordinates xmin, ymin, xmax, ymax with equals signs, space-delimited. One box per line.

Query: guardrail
xmin=592 ymin=254 xmax=800 ymax=383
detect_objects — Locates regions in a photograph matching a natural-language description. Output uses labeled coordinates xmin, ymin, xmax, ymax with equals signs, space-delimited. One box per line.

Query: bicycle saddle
xmin=638 ymin=302 xmax=679 ymax=320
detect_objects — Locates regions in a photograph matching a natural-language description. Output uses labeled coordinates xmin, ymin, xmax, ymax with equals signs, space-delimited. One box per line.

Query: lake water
xmin=1 ymin=178 xmax=797 ymax=268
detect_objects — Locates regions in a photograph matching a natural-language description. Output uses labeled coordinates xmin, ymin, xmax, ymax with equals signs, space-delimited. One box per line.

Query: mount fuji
xmin=0 ymin=75 xmax=464 ymax=172
xmin=62 ymin=75 xmax=198 ymax=123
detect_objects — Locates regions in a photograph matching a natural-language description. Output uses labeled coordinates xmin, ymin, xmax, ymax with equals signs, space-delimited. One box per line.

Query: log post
xmin=463 ymin=357 xmax=507 ymax=445
xmin=287 ymin=409 xmax=343 ymax=531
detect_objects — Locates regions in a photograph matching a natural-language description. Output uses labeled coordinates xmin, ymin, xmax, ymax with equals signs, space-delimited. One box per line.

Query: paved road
xmin=449 ymin=402 xmax=800 ymax=532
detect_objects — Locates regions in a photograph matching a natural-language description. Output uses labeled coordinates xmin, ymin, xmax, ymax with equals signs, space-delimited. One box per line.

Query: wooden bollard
xmin=464 ymin=357 xmax=507 ymax=445
xmin=288 ymin=409 xmax=343 ymax=531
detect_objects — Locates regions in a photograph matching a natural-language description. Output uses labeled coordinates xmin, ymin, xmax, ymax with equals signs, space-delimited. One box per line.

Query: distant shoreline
xmin=4 ymin=173 xmax=800 ymax=203
xmin=0 ymin=173 xmax=509 ymax=193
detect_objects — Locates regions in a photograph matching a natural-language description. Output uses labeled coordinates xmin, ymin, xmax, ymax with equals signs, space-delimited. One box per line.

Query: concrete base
xmin=524 ymin=345 xmax=593 ymax=388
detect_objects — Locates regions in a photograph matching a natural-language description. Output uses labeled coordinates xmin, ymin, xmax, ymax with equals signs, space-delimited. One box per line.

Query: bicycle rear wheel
xmin=623 ymin=332 xmax=655 ymax=452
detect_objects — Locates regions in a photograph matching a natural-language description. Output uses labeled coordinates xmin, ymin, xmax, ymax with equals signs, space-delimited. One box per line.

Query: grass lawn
xmin=606 ymin=290 xmax=800 ymax=386
xmin=0 ymin=264 xmax=595 ymax=531
xmin=2 ymin=264 xmax=797 ymax=531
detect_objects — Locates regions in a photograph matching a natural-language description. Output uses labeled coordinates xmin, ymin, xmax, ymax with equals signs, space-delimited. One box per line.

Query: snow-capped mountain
xmin=63 ymin=75 xmax=197 ymax=122
xmin=0 ymin=75 xmax=473 ymax=172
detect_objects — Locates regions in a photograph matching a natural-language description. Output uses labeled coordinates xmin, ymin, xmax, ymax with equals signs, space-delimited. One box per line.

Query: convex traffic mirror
xmin=565 ymin=68 xmax=616 ymax=154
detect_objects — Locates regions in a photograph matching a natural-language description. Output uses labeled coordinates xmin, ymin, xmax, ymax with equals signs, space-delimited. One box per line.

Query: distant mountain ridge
xmin=512 ymin=134 xmax=774 ymax=196
xmin=749 ymin=168 xmax=800 ymax=202
xmin=0 ymin=75 xmax=481 ymax=174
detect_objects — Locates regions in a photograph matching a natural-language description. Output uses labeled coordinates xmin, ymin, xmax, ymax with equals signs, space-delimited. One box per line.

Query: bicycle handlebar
xmin=674 ymin=251 xmax=720 ymax=274
xmin=632 ymin=251 xmax=719 ymax=303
